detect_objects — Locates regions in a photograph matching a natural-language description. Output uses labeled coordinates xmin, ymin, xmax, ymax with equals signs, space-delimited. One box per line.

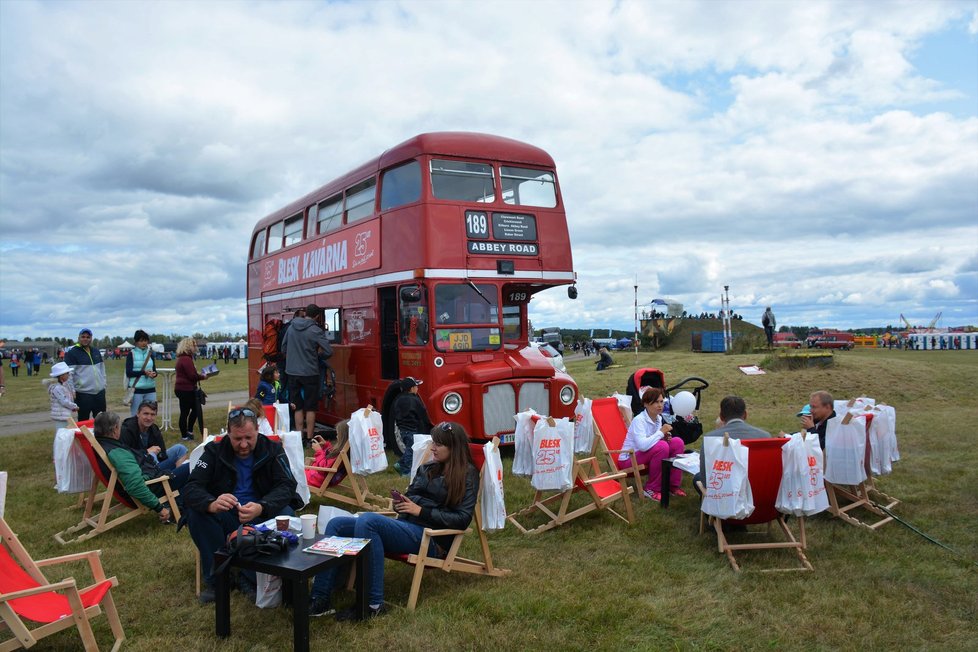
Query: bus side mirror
xmin=400 ymin=285 xmax=422 ymax=303
xmin=568 ymin=285 xmax=578 ymax=300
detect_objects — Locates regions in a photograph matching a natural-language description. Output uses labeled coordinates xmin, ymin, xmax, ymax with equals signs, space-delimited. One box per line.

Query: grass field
xmin=1 ymin=349 xmax=976 ymax=651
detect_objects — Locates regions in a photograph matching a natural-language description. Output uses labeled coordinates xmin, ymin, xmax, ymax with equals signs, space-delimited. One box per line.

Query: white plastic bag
xmin=480 ymin=441 xmax=507 ymax=532
xmin=877 ymin=404 xmax=900 ymax=463
xmin=611 ymin=393 xmax=633 ymax=425
xmin=511 ymin=409 xmax=538 ymax=477
xmin=573 ymin=398 xmax=594 ymax=453
xmin=530 ymin=417 xmax=574 ymax=491
xmin=188 ymin=434 xmax=217 ymax=470
xmin=53 ymin=428 xmax=94 ymax=494
xmin=823 ymin=415 xmax=868 ymax=485
xmin=281 ymin=431 xmax=310 ymax=507
xmin=273 ymin=402 xmax=290 ymax=434
xmin=348 ymin=408 xmax=387 ymax=475
xmin=776 ymin=432 xmax=829 ymax=516
xmin=868 ymin=410 xmax=893 ymax=476
xmin=0 ymin=471 xmax=7 ymax=518
xmin=410 ymin=434 xmax=433 ymax=482
xmin=701 ymin=436 xmax=753 ymax=520
xmin=255 ymin=572 xmax=282 ymax=608
xmin=317 ymin=505 xmax=354 ymax=534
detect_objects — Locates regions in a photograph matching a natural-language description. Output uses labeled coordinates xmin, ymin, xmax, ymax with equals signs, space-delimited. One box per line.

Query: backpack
xmin=262 ymin=319 xmax=283 ymax=362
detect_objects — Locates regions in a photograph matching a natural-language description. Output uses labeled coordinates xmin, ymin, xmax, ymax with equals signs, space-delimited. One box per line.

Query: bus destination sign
xmin=492 ymin=213 xmax=537 ymax=241
xmin=467 ymin=241 xmax=539 ymax=256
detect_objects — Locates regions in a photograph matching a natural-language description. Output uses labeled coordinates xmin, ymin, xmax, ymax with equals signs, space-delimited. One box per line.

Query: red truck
xmin=773 ymin=333 xmax=802 ymax=348
xmin=806 ymin=331 xmax=855 ymax=350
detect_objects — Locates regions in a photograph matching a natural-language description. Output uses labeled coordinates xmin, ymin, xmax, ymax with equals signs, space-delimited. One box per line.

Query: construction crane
xmin=927 ymin=312 xmax=942 ymax=330
xmin=899 ymin=314 xmax=913 ymax=330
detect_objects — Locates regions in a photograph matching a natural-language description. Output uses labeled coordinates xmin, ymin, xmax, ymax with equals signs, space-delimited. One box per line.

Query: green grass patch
xmin=2 ymin=349 xmax=977 ymax=650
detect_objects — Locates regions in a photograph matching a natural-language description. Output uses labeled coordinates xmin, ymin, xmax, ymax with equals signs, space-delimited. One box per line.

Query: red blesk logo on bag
xmin=712 ymin=459 xmax=734 ymax=472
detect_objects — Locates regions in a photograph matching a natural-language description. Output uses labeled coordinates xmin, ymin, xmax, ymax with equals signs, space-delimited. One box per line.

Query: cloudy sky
xmin=1 ymin=0 xmax=976 ymax=341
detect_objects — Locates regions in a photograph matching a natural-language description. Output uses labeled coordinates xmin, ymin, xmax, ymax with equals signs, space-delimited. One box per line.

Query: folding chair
xmin=349 ymin=438 xmax=510 ymax=610
xmin=507 ymin=456 xmax=635 ymax=535
xmin=697 ymin=437 xmax=813 ymax=573
xmin=304 ymin=408 xmax=391 ymax=512
xmin=824 ymin=411 xmax=898 ymax=531
xmin=53 ymin=423 xmax=182 ymax=545
xmin=2 ymin=490 xmax=125 ymax=651
xmin=591 ymin=397 xmax=647 ymax=494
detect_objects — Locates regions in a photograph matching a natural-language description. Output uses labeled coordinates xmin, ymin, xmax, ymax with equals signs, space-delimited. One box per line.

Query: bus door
xmin=378 ymin=287 xmax=399 ymax=380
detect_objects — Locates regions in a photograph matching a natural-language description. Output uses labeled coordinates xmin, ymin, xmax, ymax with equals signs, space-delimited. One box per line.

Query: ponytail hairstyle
xmin=428 ymin=421 xmax=474 ymax=506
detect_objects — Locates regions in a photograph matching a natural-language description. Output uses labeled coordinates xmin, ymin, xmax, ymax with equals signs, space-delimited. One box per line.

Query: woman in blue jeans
xmin=309 ymin=421 xmax=479 ymax=620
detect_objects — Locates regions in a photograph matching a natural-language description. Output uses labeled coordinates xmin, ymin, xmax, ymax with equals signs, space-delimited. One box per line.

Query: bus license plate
xmin=449 ymin=332 xmax=472 ymax=350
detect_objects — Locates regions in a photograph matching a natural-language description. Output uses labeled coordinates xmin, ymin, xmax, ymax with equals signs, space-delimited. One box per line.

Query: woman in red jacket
xmin=174 ymin=337 xmax=209 ymax=441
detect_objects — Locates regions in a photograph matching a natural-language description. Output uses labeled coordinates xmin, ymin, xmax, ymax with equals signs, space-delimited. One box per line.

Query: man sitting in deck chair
xmin=694 ymin=396 xmax=770 ymax=494
xmin=183 ymin=407 xmax=300 ymax=604
xmin=93 ymin=411 xmax=189 ymax=522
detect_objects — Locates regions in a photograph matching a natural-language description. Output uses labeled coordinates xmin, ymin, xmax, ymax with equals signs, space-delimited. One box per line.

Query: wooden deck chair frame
xmin=507 ymin=455 xmax=635 ymax=535
xmin=54 ymin=422 xmax=181 ymax=545
xmin=346 ymin=437 xmax=510 ymax=610
xmin=824 ymin=410 xmax=899 ymax=531
xmin=304 ymin=407 xmax=391 ymax=512
xmin=696 ymin=436 xmax=813 ymax=573
xmin=591 ymin=397 xmax=647 ymax=494
xmin=1 ymin=514 xmax=125 ymax=651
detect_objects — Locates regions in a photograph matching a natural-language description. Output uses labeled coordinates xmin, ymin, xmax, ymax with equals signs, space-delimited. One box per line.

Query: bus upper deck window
xmin=284 ymin=213 xmax=303 ymax=246
xmin=381 ymin=161 xmax=422 ymax=210
xmin=251 ymin=230 xmax=266 ymax=259
xmin=501 ymin=166 xmax=557 ymax=207
xmin=430 ymin=159 xmax=495 ymax=203
xmin=317 ymin=195 xmax=342 ymax=234
xmin=345 ymin=178 xmax=377 ymax=224
xmin=267 ymin=221 xmax=284 ymax=253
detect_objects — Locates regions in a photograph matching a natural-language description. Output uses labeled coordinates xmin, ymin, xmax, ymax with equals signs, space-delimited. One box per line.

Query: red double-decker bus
xmin=246 ymin=132 xmax=578 ymax=445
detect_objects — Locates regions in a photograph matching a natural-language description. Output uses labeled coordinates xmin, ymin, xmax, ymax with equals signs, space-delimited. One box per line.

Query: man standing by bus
xmin=65 ymin=327 xmax=107 ymax=420
xmin=282 ymin=303 xmax=333 ymax=445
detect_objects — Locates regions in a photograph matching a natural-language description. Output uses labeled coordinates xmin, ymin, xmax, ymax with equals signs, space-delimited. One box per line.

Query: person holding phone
xmin=308 ymin=421 xmax=478 ymax=620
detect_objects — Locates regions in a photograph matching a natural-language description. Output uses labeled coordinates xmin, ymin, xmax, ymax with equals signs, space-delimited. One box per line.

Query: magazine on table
xmin=303 ymin=536 xmax=370 ymax=557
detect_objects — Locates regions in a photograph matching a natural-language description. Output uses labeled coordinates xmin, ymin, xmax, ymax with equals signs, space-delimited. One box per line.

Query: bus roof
xmin=253 ymin=132 xmax=556 ymax=233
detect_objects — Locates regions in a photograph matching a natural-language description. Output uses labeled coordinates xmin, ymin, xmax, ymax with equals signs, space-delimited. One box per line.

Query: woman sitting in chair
xmin=617 ymin=387 xmax=686 ymax=502
xmin=308 ymin=421 xmax=479 ymax=620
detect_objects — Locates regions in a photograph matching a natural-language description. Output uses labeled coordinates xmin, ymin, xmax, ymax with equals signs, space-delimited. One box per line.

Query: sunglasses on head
xmin=228 ymin=408 xmax=257 ymax=420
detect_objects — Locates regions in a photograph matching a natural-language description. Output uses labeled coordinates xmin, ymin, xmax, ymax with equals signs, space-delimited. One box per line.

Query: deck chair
xmin=350 ymin=438 xmax=510 ymax=610
xmin=591 ymin=397 xmax=647 ymax=494
xmin=824 ymin=411 xmax=898 ymax=530
xmin=1 ymin=485 xmax=125 ymax=650
xmin=304 ymin=408 xmax=390 ymax=512
xmin=697 ymin=437 xmax=813 ymax=573
xmin=507 ymin=456 xmax=635 ymax=535
xmin=53 ymin=423 xmax=182 ymax=545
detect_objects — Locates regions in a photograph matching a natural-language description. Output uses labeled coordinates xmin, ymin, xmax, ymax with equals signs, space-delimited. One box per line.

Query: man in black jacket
xmin=183 ymin=407 xmax=300 ymax=603
xmin=119 ymin=400 xmax=187 ymax=472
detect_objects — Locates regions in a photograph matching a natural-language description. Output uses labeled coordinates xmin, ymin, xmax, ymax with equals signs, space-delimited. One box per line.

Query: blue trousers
xmin=310 ymin=513 xmax=437 ymax=606
xmin=187 ymin=505 xmax=295 ymax=586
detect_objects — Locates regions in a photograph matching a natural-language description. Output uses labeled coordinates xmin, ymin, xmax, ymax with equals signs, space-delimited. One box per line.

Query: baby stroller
xmin=625 ymin=368 xmax=709 ymax=445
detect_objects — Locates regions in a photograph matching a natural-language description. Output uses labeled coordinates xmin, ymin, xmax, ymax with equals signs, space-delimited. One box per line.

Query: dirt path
xmin=0 ymin=390 xmax=249 ymax=438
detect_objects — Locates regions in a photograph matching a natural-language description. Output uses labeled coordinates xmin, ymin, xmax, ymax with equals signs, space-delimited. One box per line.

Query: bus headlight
xmin=559 ymin=385 xmax=575 ymax=405
xmin=443 ymin=392 xmax=463 ymax=414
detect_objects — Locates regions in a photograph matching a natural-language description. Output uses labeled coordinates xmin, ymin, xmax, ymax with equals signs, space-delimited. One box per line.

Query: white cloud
xmin=1 ymin=0 xmax=976 ymax=340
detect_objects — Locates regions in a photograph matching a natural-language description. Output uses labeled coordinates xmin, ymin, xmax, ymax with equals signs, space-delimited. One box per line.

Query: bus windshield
xmin=433 ymin=282 xmax=500 ymax=352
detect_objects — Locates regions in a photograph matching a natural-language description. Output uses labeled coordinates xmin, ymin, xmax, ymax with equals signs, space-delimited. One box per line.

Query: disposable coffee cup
xmin=300 ymin=514 xmax=317 ymax=539
xmin=275 ymin=515 xmax=290 ymax=532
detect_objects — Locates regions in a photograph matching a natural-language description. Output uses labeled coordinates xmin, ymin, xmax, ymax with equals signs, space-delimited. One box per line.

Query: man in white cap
xmin=391 ymin=377 xmax=432 ymax=476
xmin=64 ymin=328 xmax=107 ymax=420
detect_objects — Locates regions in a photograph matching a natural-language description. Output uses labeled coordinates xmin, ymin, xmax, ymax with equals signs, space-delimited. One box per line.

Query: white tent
xmin=118 ymin=341 xmax=134 ymax=349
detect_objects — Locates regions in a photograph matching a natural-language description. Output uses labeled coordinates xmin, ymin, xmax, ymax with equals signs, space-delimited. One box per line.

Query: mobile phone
xmin=314 ymin=435 xmax=327 ymax=445
xmin=391 ymin=489 xmax=405 ymax=503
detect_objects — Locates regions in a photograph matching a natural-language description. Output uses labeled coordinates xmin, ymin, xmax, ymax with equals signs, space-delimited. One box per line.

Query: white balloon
xmin=670 ymin=391 xmax=696 ymax=418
